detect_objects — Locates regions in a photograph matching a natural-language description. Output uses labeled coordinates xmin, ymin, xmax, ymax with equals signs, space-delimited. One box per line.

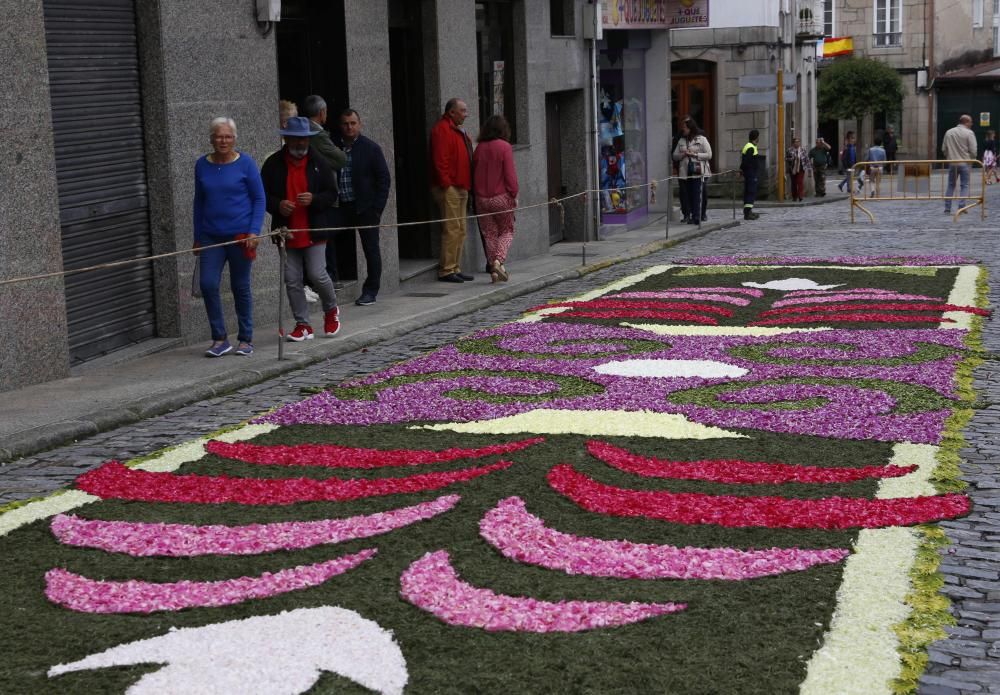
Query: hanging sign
xmin=492 ymin=61 xmax=505 ymax=116
xmin=601 ymin=0 xmax=709 ymax=30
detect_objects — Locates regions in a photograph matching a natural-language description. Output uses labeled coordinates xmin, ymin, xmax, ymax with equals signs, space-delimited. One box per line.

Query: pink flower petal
xmin=400 ymin=550 xmax=684 ymax=632
xmin=51 ymin=495 xmax=459 ymax=557
xmin=480 ymin=497 xmax=849 ymax=579
xmin=45 ymin=549 xmax=376 ymax=613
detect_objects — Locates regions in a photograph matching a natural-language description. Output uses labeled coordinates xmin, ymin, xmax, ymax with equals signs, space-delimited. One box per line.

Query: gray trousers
xmin=285 ymin=244 xmax=337 ymax=325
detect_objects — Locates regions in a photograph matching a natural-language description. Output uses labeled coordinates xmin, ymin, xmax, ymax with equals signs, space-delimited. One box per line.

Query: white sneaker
xmin=303 ymin=287 xmax=319 ymax=303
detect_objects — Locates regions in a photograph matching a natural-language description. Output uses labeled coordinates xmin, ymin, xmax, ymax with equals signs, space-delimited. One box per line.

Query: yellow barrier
xmin=849 ymin=159 xmax=986 ymax=223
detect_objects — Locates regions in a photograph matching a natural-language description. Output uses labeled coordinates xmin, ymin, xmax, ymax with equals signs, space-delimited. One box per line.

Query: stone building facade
xmin=822 ymin=0 xmax=996 ymax=159
xmin=0 ymin=0 xmax=604 ymax=392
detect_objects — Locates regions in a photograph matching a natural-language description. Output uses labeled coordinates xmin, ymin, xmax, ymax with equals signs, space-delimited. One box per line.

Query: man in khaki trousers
xmin=429 ymin=98 xmax=474 ymax=283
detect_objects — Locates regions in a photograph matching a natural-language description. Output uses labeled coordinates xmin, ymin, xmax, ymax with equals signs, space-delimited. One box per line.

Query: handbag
xmin=687 ymin=159 xmax=702 ymax=177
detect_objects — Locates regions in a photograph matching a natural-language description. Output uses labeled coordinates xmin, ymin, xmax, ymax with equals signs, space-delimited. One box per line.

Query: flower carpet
xmin=0 ymin=256 xmax=988 ymax=694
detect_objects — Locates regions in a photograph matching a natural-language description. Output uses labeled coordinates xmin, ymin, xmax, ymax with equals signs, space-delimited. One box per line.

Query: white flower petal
xmin=593 ymin=359 xmax=748 ymax=379
xmin=741 ymin=279 xmax=845 ymax=291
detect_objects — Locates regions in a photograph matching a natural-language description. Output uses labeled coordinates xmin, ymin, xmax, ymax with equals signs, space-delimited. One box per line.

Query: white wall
xmin=702 ymin=0 xmax=780 ymax=28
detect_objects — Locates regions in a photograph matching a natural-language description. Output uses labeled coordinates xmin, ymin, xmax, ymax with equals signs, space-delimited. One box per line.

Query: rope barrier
xmin=0 ymin=169 xmax=738 ymax=288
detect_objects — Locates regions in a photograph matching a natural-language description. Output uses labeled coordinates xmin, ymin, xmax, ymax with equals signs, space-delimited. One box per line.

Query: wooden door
xmin=672 ymin=74 xmax=715 ymax=169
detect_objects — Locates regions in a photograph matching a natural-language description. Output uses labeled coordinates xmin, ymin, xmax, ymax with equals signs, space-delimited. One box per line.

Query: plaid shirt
xmin=339 ymin=145 xmax=355 ymax=202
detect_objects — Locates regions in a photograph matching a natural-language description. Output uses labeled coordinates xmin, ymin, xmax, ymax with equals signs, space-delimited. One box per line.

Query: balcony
xmin=873 ymin=32 xmax=902 ymax=48
xmin=796 ymin=0 xmax=825 ymax=43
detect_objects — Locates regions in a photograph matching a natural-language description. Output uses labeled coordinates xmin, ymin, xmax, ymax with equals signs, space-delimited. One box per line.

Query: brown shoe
xmin=493 ymin=261 xmax=509 ymax=282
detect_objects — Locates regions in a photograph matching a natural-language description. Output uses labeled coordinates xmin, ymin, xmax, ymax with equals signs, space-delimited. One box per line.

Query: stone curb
xmin=0 ymin=221 xmax=734 ymax=463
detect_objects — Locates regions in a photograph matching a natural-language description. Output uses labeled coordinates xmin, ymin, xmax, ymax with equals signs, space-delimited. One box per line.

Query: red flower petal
xmin=527 ymin=300 xmax=734 ymax=316
xmin=758 ymin=302 xmax=990 ymax=317
xmin=586 ymin=440 xmax=917 ymax=484
xmin=548 ymin=464 xmax=969 ymax=529
xmin=750 ymin=313 xmax=954 ymax=326
xmin=76 ymin=461 xmax=513 ymax=505
xmin=205 ymin=436 xmax=543 ymax=468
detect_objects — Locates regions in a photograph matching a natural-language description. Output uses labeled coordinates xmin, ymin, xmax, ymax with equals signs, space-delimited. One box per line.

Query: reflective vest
xmin=741 ymin=142 xmax=759 ymax=174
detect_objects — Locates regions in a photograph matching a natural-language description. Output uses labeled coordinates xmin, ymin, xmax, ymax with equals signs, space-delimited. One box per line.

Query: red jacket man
xmin=429 ymin=98 xmax=474 ymax=282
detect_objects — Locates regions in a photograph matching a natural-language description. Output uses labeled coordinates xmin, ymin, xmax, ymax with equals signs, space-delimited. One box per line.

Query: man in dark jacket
xmin=332 ymin=109 xmax=392 ymax=306
xmin=261 ymin=117 xmax=342 ymax=341
xmin=740 ymin=129 xmax=761 ymax=220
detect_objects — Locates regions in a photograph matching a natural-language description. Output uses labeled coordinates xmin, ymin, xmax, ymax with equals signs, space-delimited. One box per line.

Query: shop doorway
xmin=671 ymin=61 xmax=716 ymax=170
xmin=389 ymin=0 xmax=433 ymax=260
xmin=545 ymin=94 xmax=565 ymax=243
xmin=276 ymin=0 xmax=357 ymax=283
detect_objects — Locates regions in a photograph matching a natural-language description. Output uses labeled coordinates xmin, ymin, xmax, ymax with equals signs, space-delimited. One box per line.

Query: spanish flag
xmin=823 ymin=37 xmax=854 ymax=57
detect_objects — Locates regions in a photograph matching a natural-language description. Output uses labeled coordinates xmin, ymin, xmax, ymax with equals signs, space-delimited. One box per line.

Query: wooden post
xmin=776 ymin=69 xmax=785 ymax=202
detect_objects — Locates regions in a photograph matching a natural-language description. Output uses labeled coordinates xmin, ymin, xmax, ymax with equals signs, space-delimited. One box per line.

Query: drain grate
xmin=402 ymin=292 xmax=450 ymax=298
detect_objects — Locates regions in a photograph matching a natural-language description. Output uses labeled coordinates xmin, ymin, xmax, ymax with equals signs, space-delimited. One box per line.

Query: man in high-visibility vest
xmin=740 ymin=130 xmax=761 ymax=220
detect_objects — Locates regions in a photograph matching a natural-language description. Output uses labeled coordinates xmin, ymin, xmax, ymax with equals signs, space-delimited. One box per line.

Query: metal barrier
xmin=849 ymin=159 xmax=986 ymax=223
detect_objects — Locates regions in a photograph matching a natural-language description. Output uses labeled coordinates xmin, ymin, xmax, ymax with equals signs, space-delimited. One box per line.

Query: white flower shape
xmin=593 ymin=359 xmax=748 ymax=379
xmin=741 ymin=278 xmax=845 ymax=291
xmin=49 ymin=607 xmax=408 ymax=695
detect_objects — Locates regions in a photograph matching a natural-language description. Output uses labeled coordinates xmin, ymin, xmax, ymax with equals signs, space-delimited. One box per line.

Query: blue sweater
xmin=193 ymin=152 xmax=266 ymax=243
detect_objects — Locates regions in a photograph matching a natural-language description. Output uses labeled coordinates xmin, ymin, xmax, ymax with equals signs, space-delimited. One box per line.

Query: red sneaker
xmin=286 ymin=323 xmax=314 ymax=342
xmin=324 ymin=307 xmax=341 ymax=336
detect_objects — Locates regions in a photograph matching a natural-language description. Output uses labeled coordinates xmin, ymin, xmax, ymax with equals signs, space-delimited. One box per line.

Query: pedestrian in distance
xmin=739 ymin=129 xmax=761 ymax=220
xmin=786 ymin=136 xmax=810 ymax=202
xmin=332 ymin=109 xmax=391 ymax=306
xmin=261 ymin=116 xmax=342 ymax=342
xmin=865 ymin=137 xmax=887 ymax=198
xmin=302 ymin=95 xmax=349 ymax=287
xmin=808 ymin=136 xmax=832 ymax=197
xmin=430 ymin=98 xmax=475 ymax=283
xmin=672 ymin=115 xmax=693 ymax=223
xmin=883 ymin=125 xmax=898 ymax=162
xmin=473 ymin=114 xmax=519 ymax=283
xmin=673 ymin=117 xmax=712 ymax=224
xmin=941 ymin=114 xmax=978 ymax=214
xmin=983 ymin=129 xmax=998 ymax=185
xmin=192 ymin=117 xmax=265 ymax=358
xmin=837 ymin=131 xmax=857 ymax=193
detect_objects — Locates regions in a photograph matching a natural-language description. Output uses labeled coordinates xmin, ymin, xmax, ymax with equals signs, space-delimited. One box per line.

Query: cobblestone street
xmin=2 ymin=188 xmax=999 ymax=693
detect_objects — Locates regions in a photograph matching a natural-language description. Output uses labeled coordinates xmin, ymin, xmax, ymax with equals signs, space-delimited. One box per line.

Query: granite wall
xmin=0 ymin=0 xmax=71 ymax=391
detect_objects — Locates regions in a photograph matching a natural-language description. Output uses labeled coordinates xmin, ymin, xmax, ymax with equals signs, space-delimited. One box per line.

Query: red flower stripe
xmin=205 ymin=436 xmax=544 ymax=468
xmin=759 ymin=302 xmax=990 ymax=317
xmin=75 ymin=461 xmax=513 ymax=505
xmin=527 ymin=300 xmax=733 ymax=316
xmin=554 ymin=310 xmax=719 ymax=324
xmin=750 ymin=313 xmax=954 ymax=326
xmin=547 ymin=464 xmax=969 ymax=529
xmin=585 ymin=440 xmax=917 ymax=484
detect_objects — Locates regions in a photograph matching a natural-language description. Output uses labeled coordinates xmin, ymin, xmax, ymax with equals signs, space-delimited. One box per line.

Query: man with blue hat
xmin=261 ymin=116 xmax=342 ymax=341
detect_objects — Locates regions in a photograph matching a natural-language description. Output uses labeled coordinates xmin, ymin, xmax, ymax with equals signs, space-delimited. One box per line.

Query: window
xmin=873 ymin=0 xmax=902 ymax=47
xmin=823 ymin=0 xmax=835 ymax=37
xmin=995 ymin=1 xmax=1000 ymax=56
xmin=550 ymin=0 xmax=574 ymax=36
xmin=476 ymin=1 xmax=520 ymax=141
xmin=974 ymin=0 xmax=984 ymax=28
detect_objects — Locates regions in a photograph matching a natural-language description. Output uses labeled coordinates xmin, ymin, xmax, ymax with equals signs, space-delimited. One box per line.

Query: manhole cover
xmin=402 ymin=292 xmax=449 ymax=298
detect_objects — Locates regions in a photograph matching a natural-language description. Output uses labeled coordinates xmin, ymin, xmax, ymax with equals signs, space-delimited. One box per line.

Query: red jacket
xmin=429 ymin=115 xmax=472 ymax=190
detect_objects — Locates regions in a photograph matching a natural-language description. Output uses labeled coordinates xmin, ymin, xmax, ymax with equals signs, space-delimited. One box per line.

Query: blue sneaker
xmin=234 ymin=342 xmax=254 ymax=356
xmin=205 ymin=340 xmax=232 ymax=358
xmin=355 ymin=293 xmax=377 ymax=306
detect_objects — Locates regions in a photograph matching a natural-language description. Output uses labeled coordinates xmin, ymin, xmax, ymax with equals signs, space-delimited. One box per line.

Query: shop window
xmin=550 ymin=0 xmax=574 ymax=36
xmin=477 ymin=1 xmax=520 ymax=142
xmin=873 ymin=0 xmax=902 ymax=47
xmin=598 ymin=45 xmax=647 ymax=223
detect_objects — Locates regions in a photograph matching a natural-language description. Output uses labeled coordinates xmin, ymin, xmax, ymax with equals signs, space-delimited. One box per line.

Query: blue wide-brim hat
xmin=278 ymin=116 xmax=317 ymax=138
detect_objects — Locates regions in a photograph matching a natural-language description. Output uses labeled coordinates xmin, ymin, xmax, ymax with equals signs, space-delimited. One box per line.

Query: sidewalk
xmin=0 ymin=216 xmax=737 ymax=463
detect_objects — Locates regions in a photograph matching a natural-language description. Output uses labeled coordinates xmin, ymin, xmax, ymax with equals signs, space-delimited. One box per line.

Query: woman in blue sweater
xmin=193 ymin=117 xmax=266 ymax=357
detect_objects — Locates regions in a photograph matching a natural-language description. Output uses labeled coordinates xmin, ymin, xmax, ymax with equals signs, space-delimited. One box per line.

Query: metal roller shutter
xmin=43 ymin=0 xmax=157 ymax=364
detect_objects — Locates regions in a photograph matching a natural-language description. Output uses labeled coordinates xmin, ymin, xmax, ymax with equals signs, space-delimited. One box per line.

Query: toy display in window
xmin=600 ymin=145 xmax=627 ymax=213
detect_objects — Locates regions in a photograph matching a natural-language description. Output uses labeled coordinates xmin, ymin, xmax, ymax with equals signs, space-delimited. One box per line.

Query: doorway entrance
xmin=389 ymin=0 xmax=433 ymax=261
xmin=545 ymin=94 xmax=564 ymax=243
xmin=276 ymin=0 xmax=357 ymax=283
xmin=671 ymin=61 xmax=715 ymax=170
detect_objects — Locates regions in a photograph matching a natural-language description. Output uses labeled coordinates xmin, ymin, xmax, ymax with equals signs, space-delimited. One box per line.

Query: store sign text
xmin=601 ymin=0 xmax=710 ymax=30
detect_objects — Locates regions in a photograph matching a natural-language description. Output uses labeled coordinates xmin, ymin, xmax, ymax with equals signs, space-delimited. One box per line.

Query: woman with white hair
xmin=192 ymin=116 xmax=266 ymax=357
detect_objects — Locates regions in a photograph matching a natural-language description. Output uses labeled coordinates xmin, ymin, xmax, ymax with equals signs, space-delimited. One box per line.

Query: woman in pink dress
xmin=473 ymin=115 xmax=519 ymax=282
